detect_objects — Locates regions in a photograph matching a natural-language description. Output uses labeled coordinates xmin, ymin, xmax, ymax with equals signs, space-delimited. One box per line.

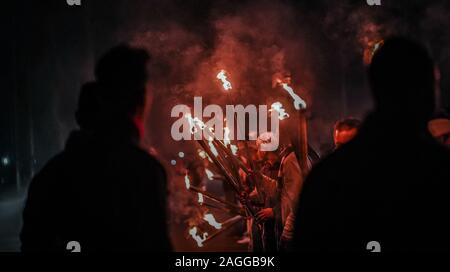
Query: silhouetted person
xmin=293 ymin=37 xmax=450 ymax=252
xmin=21 ymin=45 xmax=172 ymax=251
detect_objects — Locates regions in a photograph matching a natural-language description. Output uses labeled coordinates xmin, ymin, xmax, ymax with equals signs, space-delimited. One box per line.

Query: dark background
xmin=1 ymin=0 xmax=449 ymax=251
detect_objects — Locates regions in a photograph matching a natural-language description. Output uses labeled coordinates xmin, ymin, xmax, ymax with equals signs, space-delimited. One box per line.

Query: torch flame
xmin=185 ymin=113 xmax=208 ymax=134
xmin=198 ymin=149 xmax=207 ymax=159
xmin=205 ymin=169 xmax=214 ymax=180
xmin=217 ymin=70 xmax=232 ymax=91
xmin=230 ymin=144 xmax=238 ymax=155
xmin=277 ymin=81 xmax=307 ymax=110
xmin=372 ymin=40 xmax=384 ymax=56
xmin=270 ymin=102 xmax=290 ymax=120
xmin=208 ymin=137 xmax=219 ymax=157
xmin=203 ymin=213 xmax=222 ymax=230
xmin=223 ymin=126 xmax=231 ymax=146
xmin=189 ymin=227 xmax=208 ymax=247
xmin=223 ymin=121 xmax=238 ymax=154
xmin=198 ymin=149 xmax=213 ymax=163
xmin=364 ymin=39 xmax=384 ymax=65
xmin=223 ymin=120 xmax=238 ymax=155
xmin=184 ymin=174 xmax=191 ymax=189
xmin=197 ymin=193 xmax=204 ymax=205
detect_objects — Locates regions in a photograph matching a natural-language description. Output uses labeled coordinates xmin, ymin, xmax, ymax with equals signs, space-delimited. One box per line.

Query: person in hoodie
xmin=21 ymin=45 xmax=172 ymax=252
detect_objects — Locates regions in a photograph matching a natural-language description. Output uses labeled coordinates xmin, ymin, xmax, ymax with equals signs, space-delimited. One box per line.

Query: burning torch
xmin=276 ymin=79 xmax=309 ymax=177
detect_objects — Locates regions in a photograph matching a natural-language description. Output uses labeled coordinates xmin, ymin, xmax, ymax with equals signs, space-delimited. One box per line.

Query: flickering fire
xmin=223 ymin=121 xmax=238 ymax=154
xmin=217 ymin=70 xmax=232 ymax=91
xmin=270 ymin=101 xmax=290 ymax=120
xmin=223 ymin=126 xmax=231 ymax=146
xmin=184 ymin=174 xmax=191 ymax=189
xmin=205 ymin=169 xmax=214 ymax=180
xmin=198 ymin=149 xmax=213 ymax=163
xmin=372 ymin=40 xmax=384 ymax=55
xmin=185 ymin=113 xmax=207 ymax=134
xmin=277 ymin=80 xmax=307 ymax=110
xmin=203 ymin=213 xmax=222 ymax=230
xmin=364 ymin=39 xmax=384 ymax=65
xmin=189 ymin=227 xmax=208 ymax=247
xmin=198 ymin=149 xmax=207 ymax=159
xmin=208 ymin=137 xmax=219 ymax=157
xmin=230 ymin=145 xmax=237 ymax=155
xmin=198 ymin=192 xmax=204 ymax=205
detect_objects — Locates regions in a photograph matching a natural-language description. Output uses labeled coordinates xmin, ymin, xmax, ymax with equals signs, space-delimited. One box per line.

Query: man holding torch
xmin=244 ymin=126 xmax=306 ymax=252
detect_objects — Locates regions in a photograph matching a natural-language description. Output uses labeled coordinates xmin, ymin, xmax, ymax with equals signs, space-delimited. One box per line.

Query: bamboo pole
xmin=202 ymin=215 xmax=243 ymax=244
xmin=197 ymin=139 xmax=257 ymax=219
xmin=188 ymin=185 xmax=241 ymax=210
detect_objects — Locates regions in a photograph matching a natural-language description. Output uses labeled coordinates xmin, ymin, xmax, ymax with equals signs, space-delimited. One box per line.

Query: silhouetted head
xmin=334 ymin=118 xmax=361 ymax=148
xmin=75 ymin=82 xmax=101 ymax=131
xmin=95 ymin=44 xmax=150 ymax=98
xmin=76 ymin=45 xmax=151 ymax=140
xmin=369 ymin=37 xmax=436 ymax=128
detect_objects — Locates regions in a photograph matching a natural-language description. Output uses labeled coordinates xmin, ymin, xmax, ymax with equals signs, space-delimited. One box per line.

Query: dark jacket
xmin=293 ymin=114 xmax=450 ymax=252
xmin=21 ymin=130 xmax=172 ymax=251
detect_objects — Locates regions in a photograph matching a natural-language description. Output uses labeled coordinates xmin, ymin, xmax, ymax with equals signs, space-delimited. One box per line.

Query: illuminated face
xmin=334 ymin=128 xmax=358 ymax=148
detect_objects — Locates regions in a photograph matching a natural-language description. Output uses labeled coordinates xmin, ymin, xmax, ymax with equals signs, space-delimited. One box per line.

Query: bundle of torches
xmin=184 ymin=38 xmax=384 ymax=247
xmin=182 ymin=69 xmax=308 ymax=248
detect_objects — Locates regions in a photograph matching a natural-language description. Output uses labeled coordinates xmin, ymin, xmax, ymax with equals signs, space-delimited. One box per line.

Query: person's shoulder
xmin=136 ymin=146 xmax=164 ymax=165
xmin=39 ymin=152 xmax=67 ymax=173
xmin=28 ymin=152 xmax=68 ymax=189
xmin=312 ymin=143 xmax=354 ymax=170
xmin=124 ymin=145 xmax=166 ymax=173
xmin=304 ymin=140 xmax=361 ymax=185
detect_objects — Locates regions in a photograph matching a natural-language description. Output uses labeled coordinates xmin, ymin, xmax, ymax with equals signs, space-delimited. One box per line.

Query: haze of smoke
xmin=121 ymin=0 xmax=450 ymax=241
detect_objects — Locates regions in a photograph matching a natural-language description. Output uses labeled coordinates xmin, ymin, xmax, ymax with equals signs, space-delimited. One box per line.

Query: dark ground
xmin=0 ymin=190 xmax=246 ymax=252
xmin=0 ymin=190 xmax=24 ymax=252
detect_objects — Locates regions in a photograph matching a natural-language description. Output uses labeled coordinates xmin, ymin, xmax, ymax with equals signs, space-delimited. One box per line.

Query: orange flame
xmin=278 ymin=81 xmax=307 ymax=110
xmin=185 ymin=113 xmax=206 ymax=134
xmin=203 ymin=213 xmax=222 ymax=229
xmin=208 ymin=137 xmax=219 ymax=157
xmin=364 ymin=39 xmax=384 ymax=65
xmin=184 ymin=174 xmax=191 ymax=189
xmin=217 ymin=70 xmax=232 ymax=91
xmin=198 ymin=193 xmax=204 ymax=205
xmin=189 ymin=227 xmax=208 ymax=247
xmin=205 ymin=169 xmax=214 ymax=180
xmin=270 ymin=101 xmax=290 ymax=120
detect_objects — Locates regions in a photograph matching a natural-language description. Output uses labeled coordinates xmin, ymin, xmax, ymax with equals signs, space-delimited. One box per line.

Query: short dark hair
xmin=75 ymin=45 xmax=151 ymax=135
xmin=368 ymin=37 xmax=435 ymax=122
xmin=334 ymin=118 xmax=361 ymax=132
xmin=94 ymin=44 xmax=150 ymax=117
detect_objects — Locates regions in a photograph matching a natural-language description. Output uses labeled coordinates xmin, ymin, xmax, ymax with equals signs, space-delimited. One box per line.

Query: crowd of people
xmin=20 ymin=37 xmax=450 ymax=252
